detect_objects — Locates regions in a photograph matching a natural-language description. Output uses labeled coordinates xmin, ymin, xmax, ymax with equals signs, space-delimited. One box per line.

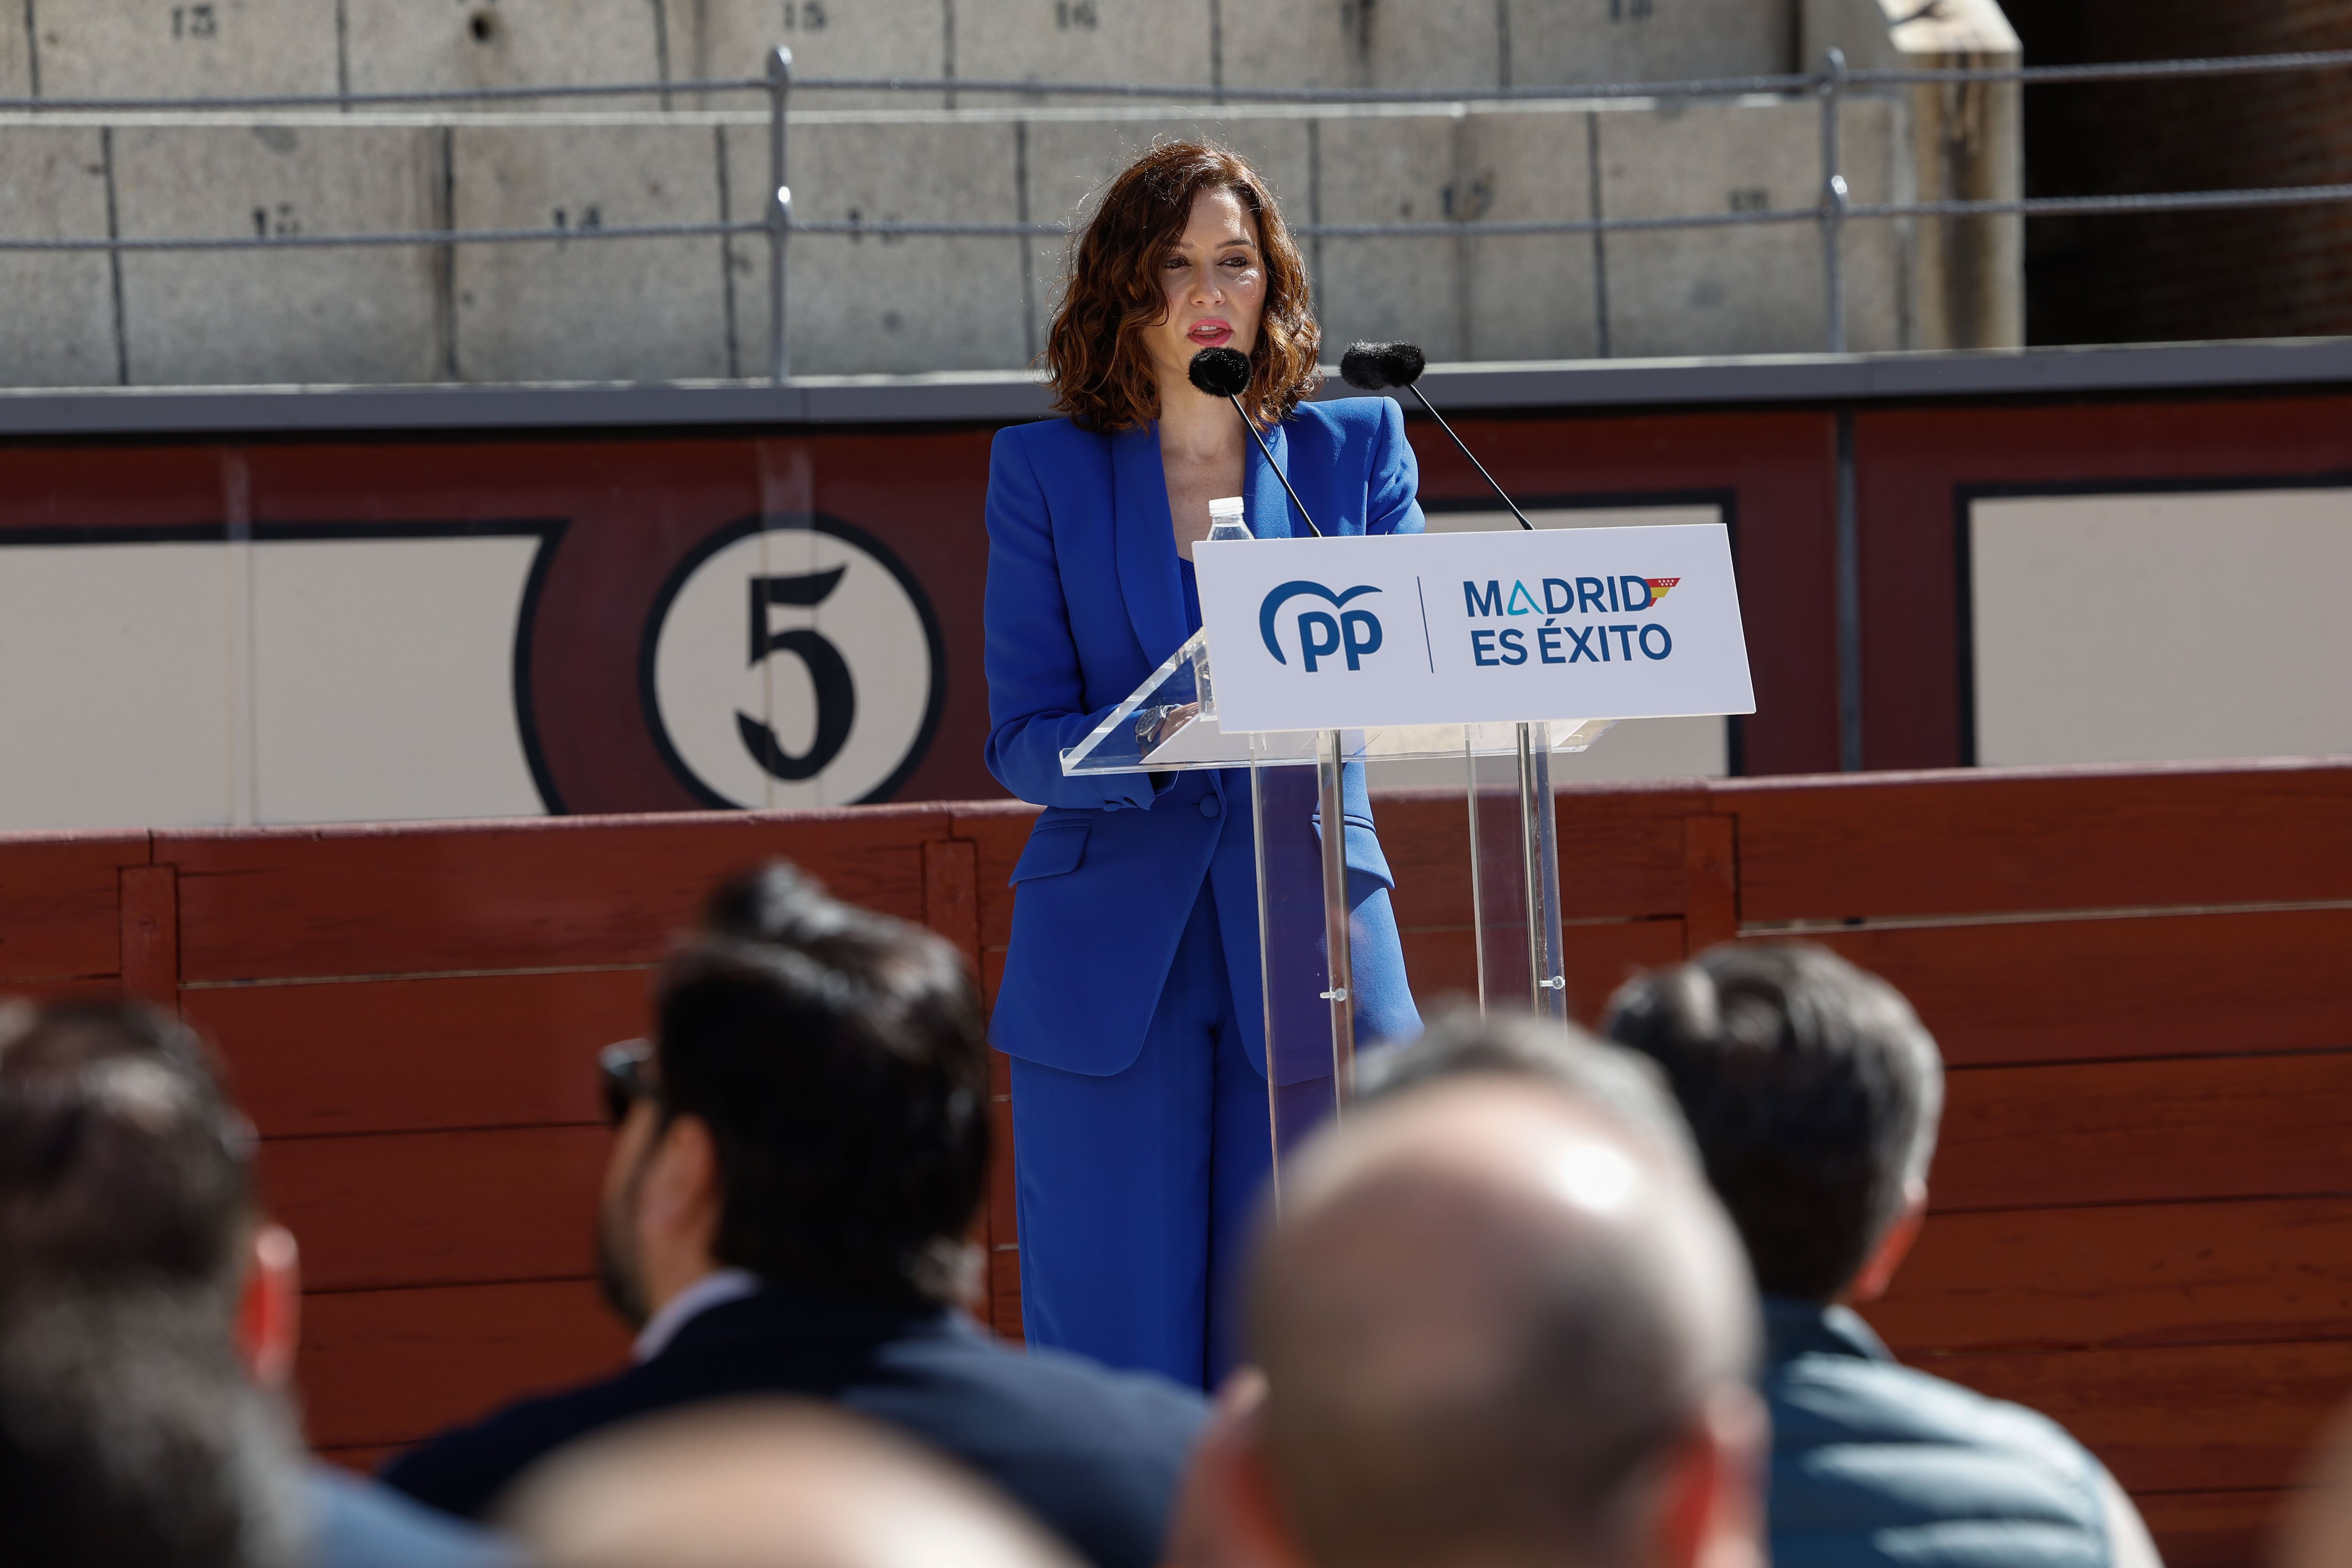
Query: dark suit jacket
xmin=379 ymin=1288 xmax=1207 ymax=1568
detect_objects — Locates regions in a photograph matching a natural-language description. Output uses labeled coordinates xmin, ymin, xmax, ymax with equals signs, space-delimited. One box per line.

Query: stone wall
xmin=0 ymin=0 xmax=2019 ymax=386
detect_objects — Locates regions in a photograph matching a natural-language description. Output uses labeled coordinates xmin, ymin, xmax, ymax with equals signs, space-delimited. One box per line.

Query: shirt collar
xmin=1761 ymin=1294 xmax=1897 ymax=1366
xmin=633 ymin=1268 xmax=761 ymax=1363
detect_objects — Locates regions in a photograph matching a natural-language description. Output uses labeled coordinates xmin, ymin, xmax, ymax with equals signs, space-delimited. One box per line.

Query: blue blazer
xmin=983 ymin=396 xmax=1424 ymax=1079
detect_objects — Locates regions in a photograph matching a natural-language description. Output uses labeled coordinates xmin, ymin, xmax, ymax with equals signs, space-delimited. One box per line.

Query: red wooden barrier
xmin=2 ymin=759 xmax=2347 ymax=1567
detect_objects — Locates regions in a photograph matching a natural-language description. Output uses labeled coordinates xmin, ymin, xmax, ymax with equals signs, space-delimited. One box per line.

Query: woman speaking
xmin=983 ymin=141 xmax=1422 ymax=1388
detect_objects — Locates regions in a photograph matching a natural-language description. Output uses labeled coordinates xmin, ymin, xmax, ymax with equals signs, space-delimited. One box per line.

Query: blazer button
xmin=1198 ymin=795 xmax=1223 ymax=820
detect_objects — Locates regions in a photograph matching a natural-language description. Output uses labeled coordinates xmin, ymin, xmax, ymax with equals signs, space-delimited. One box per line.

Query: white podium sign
xmin=1192 ymin=525 xmax=1755 ymax=734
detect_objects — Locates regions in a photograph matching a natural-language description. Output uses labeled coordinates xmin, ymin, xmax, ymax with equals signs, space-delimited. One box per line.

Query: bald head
xmin=502 ymin=1400 xmax=1083 ymax=1568
xmin=1250 ymin=1078 xmax=1760 ymax=1568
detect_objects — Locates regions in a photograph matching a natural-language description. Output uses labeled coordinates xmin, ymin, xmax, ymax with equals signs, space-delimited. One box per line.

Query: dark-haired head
xmin=0 ymin=1001 xmax=255 ymax=1310
xmin=1601 ymin=943 xmax=1943 ymax=1303
xmin=1044 ymin=140 xmax=1319 ymax=433
xmin=648 ymin=861 xmax=991 ymax=1307
xmin=0 ymin=1289 xmax=303 ymax=1568
xmin=0 ymin=1002 xmax=302 ymax=1568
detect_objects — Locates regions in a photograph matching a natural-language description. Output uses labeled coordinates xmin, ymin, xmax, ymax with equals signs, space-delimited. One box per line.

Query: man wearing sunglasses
xmin=381 ymin=860 xmax=1207 ymax=1568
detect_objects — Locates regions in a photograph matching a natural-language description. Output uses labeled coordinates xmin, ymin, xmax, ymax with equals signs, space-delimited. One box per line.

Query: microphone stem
xmin=1229 ymin=394 xmax=1323 ymax=537
xmin=1407 ymin=385 xmax=1533 ymax=532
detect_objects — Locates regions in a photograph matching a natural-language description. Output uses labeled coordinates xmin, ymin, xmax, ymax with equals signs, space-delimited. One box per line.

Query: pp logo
xmin=644 ymin=516 xmax=945 ymax=808
xmin=1259 ymin=579 xmax=1384 ymax=672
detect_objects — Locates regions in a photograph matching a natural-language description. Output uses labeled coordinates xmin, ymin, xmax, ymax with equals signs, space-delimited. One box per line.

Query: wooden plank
xmin=119 ymin=864 xmax=179 ymax=1008
xmin=954 ymin=804 xmax=1037 ymax=954
xmin=986 ymin=1047 xmax=1021 ymax=1342
xmin=2130 ymin=1488 xmax=2284 ymax=1568
xmin=166 ymin=805 xmax=952 ymax=982
xmin=1916 ymin=1339 xmax=2352 ymax=1494
xmin=0 ymin=979 xmax=130 ymax=1008
xmin=1682 ymin=814 xmax=1737 ymax=954
xmin=191 ymin=970 xmax=647 ymax=1139
xmin=1565 ymin=919 xmax=1687 ymax=1027
xmin=298 ymin=1279 xmax=630 ymax=1451
xmin=992 ymin=1254 xmax=1025 ymax=1345
xmin=1396 ymin=918 xmax=1685 ymax=1029
xmin=0 ymin=833 xmax=147 ymax=982
xmin=1866 ymin=1197 xmax=2352 ymax=1355
xmin=1931 ymin=1051 xmax=2352 ymax=1212
xmin=1724 ymin=762 xmax=2352 ymax=922
xmin=260 ymin=1127 xmax=610 ymax=1292
xmin=944 ymin=824 xmax=1015 ymax=1339
xmin=922 ymin=839 xmax=981 ymax=975
xmin=1799 ymin=907 xmax=2352 ymax=1068
xmin=1397 ymin=926 xmax=1478 ymax=1007
xmin=1381 ymin=783 xmax=1711 ymax=928
xmin=966 ymin=783 xmax=1706 ymax=954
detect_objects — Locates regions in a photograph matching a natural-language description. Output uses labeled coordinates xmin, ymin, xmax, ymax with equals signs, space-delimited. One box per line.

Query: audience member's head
xmin=0 ymin=999 xmax=301 ymax=1375
xmin=1357 ymin=1005 xmax=1698 ymax=1162
xmin=598 ymin=861 xmax=992 ymax=1327
xmin=1602 ymin=942 xmax=1943 ymax=1305
xmin=0 ymin=1001 xmax=253 ymax=1302
xmin=0 ymin=1001 xmax=308 ymax=1568
xmin=503 ymin=1399 xmax=1082 ymax=1568
xmin=1242 ymin=1063 xmax=1765 ymax=1568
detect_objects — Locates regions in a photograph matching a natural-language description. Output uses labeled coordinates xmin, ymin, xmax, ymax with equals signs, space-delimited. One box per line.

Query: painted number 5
xmin=739 ymin=568 xmax=856 ymax=780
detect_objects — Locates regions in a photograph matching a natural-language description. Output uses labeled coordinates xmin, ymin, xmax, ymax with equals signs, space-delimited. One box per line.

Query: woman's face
xmin=1146 ymin=185 xmax=1267 ymax=392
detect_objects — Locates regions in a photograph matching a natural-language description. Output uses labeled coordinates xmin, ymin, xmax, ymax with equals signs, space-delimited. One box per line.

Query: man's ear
xmin=1164 ymin=1369 xmax=1315 ymax=1568
xmin=1651 ymin=1385 xmax=1769 ymax=1568
xmin=234 ymin=1223 xmax=302 ymax=1389
xmin=641 ymin=1114 xmax=723 ymax=1244
xmin=1843 ymin=1181 xmax=1929 ymax=1306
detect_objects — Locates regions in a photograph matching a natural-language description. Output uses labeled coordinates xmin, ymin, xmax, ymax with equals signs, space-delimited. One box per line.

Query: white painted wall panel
xmin=1971 ymin=490 xmax=2352 ymax=767
xmin=0 ymin=535 xmax=549 ymax=830
xmin=250 ymin=537 xmax=546 ymax=823
xmin=0 ymin=543 xmax=236 ymax=830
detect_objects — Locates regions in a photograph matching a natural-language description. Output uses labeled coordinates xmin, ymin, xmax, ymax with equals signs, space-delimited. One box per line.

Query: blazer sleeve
xmin=982 ymin=428 xmax=1160 ymax=811
xmin=1366 ymin=396 xmax=1428 ymax=538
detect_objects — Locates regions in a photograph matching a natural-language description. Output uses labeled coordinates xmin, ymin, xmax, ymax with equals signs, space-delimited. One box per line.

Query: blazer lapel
xmin=1112 ymin=423 xmax=1189 ymax=662
xmin=1245 ymin=420 xmax=1298 ymax=539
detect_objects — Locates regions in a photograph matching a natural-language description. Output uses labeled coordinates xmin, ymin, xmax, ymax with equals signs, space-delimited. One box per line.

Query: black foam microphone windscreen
xmin=1343 ymin=339 xmax=1529 ymax=530
xmin=1184 ymin=346 xmax=1320 ymax=535
xmin=1187 ymin=346 xmax=1252 ymax=398
xmin=1338 ymin=341 xmax=1428 ymax=391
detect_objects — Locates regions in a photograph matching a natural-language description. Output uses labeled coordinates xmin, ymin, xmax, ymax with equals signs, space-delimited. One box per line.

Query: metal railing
xmin=6 ymin=44 xmax=2352 ymax=379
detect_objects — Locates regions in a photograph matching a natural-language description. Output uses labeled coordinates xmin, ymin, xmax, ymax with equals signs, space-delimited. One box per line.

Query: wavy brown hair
xmin=1045 ymin=141 xmax=1320 ymax=433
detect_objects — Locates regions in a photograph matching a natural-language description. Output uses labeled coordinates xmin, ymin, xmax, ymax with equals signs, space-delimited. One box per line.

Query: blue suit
xmin=983 ymin=396 xmax=1423 ymax=1386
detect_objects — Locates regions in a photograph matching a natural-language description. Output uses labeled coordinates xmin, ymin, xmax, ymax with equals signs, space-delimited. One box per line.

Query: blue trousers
xmin=1009 ymin=872 xmax=1421 ymax=1389
xmin=1009 ymin=883 xmax=1279 ymax=1389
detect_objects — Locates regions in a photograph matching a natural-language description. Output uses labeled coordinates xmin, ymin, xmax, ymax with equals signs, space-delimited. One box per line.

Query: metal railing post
xmin=766 ymin=46 xmax=793 ymax=385
xmin=1818 ymin=47 xmax=1850 ymax=355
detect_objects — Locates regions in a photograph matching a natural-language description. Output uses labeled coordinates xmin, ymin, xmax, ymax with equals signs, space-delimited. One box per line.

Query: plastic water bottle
xmin=1205 ymin=495 xmax=1251 ymax=542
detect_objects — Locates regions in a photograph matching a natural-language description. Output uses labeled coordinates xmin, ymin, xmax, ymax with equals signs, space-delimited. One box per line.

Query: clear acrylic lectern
xmin=1060 ymin=627 xmax=1610 ymax=1184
